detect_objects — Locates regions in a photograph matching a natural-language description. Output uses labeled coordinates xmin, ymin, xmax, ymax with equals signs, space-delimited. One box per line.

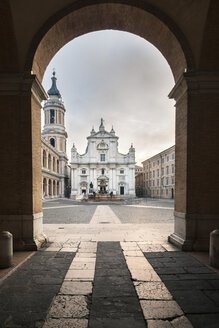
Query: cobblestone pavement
xmin=0 ymin=199 xmax=218 ymax=327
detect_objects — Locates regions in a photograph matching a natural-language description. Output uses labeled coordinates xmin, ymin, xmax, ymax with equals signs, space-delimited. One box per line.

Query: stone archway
xmin=1 ymin=1 xmax=218 ymax=251
xmin=28 ymin=2 xmax=192 ymax=83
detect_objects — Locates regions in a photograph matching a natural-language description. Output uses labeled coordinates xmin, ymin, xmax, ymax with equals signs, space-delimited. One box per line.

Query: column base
xmin=169 ymin=211 xmax=219 ymax=251
xmin=168 ymin=233 xmax=210 ymax=251
xmin=14 ymin=233 xmax=49 ymax=251
xmin=0 ymin=212 xmax=48 ymax=251
xmin=168 ymin=233 xmax=194 ymax=251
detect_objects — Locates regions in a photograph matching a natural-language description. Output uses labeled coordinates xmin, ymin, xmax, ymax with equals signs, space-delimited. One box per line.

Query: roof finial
xmin=90 ymin=126 xmax=96 ymax=135
xmin=110 ymin=125 xmax=115 ymax=135
xmin=99 ymin=118 xmax=105 ymax=131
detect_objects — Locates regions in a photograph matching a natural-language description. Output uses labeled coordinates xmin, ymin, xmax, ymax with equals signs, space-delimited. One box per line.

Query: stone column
xmin=112 ymin=167 xmax=117 ymax=194
xmin=93 ymin=168 xmax=97 ymax=191
xmin=46 ymin=178 xmax=49 ymax=196
xmin=168 ymin=72 xmax=219 ymax=251
xmin=0 ymin=73 xmax=47 ymax=250
xmin=71 ymin=166 xmax=78 ymax=197
xmin=109 ymin=168 xmax=113 ymax=191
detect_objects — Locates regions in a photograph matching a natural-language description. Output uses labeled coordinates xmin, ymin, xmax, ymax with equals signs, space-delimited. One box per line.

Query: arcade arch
xmin=1 ymin=1 xmax=218 ymax=251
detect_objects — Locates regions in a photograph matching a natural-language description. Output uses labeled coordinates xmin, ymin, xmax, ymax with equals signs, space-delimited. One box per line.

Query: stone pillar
xmin=109 ymin=168 xmax=113 ymax=191
xmin=0 ymin=73 xmax=47 ymax=250
xmin=93 ymin=168 xmax=97 ymax=191
xmin=46 ymin=178 xmax=49 ymax=197
xmin=112 ymin=167 xmax=117 ymax=194
xmin=168 ymin=72 xmax=219 ymax=251
xmin=71 ymin=166 xmax=78 ymax=197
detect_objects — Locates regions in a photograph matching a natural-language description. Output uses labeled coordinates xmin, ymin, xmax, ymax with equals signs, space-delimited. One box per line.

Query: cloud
xmin=42 ymin=30 xmax=175 ymax=165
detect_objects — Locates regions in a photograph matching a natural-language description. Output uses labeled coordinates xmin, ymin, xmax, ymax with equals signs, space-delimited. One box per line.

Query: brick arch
xmin=27 ymin=1 xmax=193 ymax=83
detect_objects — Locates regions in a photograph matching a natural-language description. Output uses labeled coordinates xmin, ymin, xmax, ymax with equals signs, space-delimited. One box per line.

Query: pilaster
xmin=168 ymin=72 xmax=219 ymax=251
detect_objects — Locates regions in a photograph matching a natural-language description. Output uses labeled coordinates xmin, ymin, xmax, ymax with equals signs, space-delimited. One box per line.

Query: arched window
xmin=53 ymin=180 xmax=56 ymax=195
xmin=57 ymin=181 xmax=59 ymax=195
xmin=50 ymin=109 xmax=55 ymax=123
xmin=48 ymin=180 xmax=52 ymax=196
xmin=50 ymin=138 xmax=55 ymax=147
xmin=48 ymin=154 xmax=51 ymax=170
xmin=57 ymin=160 xmax=59 ymax=173
xmin=101 ymin=168 xmax=105 ymax=175
xmin=43 ymin=150 xmax=47 ymax=167
xmin=53 ymin=157 xmax=56 ymax=171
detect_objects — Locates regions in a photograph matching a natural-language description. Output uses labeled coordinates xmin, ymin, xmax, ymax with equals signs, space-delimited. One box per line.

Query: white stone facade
xmin=70 ymin=119 xmax=136 ymax=197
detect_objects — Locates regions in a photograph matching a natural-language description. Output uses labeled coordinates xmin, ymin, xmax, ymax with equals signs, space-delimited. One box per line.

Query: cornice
xmin=0 ymin=73 xmax=47 ymax=105
xmin=169 ymin=71 xmax=219 ymax=103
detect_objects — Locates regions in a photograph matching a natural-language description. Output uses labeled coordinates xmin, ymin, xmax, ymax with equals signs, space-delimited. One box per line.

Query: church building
xmin=70 ymin=119 xmax=136 ymax=197
xmin=41 ymin=72 xmax=70 ymax=198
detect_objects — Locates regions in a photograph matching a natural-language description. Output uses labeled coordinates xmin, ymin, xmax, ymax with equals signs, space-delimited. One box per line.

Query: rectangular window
xmin=153 ymin=170 xmax=155 ymax=178
xmin=120 ymin=169 xmax=124 ymax=174
xmin=172 ymin=153 xmax=175 ymax=160
xmin=157 ymin=169 xmax=159 ymax=177
xmin=172 ymin=165 xmax=174 ymax=173
xmin=101 ymin=168 xmax=105 ymax=175
xmin=162 ymin=158 xmax=164 ymax=164
xmin=161 ymin=179 xmax=164 ymax=186
xmin=161 ymin=168 xmax=164 ymax=176
xmin=153 ymin=162 xmax=155 ymax=167
xmin=157 ymin=160 xmax=159 ymax=165
xmin=82 ymin=169 xmax=86 ymax=175
xmin=166 ymin=166 xmax=169 ymax=175
xmin=167 ymin=155 xmax=169 ymax=162
xmin=172 ymin=177 xmax=174 ymax=184
xmin=50 ymin=109 xmax=55 ymax=123
xmin=166 ymin=178 xmax=169 ymax=185
xmin=100 ymin=154 xmax=105 ymax=162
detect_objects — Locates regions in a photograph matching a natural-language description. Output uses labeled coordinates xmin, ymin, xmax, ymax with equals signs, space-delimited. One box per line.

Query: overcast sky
xmin=42 ymin=30 xmax=175 ymax=165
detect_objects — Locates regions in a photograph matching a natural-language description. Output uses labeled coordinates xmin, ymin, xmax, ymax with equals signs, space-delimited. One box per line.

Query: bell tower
xmin=42 ymin=71 xmax=68 ymax=155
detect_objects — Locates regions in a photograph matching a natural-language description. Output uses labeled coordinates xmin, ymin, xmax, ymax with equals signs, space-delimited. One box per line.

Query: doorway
xmin=120 ymin=186 xmax=124 ymax=195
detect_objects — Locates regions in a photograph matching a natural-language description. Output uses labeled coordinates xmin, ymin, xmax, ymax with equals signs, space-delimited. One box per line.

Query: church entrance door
xmin=120 ymin=186 xmax=124 ymax=195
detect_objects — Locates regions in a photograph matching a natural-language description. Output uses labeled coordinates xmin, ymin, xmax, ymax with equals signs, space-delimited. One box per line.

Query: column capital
xmin=169 ymin=71 xmax=219 ymax=102
xmin=0 ymin=73 xmax=47 ymax=105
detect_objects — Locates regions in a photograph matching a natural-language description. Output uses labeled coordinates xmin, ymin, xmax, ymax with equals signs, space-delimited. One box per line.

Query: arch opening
xmin=29 ymin=2 xmax=192 ymax=83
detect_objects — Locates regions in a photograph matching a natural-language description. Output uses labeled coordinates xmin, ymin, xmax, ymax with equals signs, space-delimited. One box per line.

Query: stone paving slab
xmin=48 ymin=295 xmax=89 ymax=319
xmin=89 ymin=242 xmax=146 ymax=327
xmin=60 ymin=281 xmax=93 ymax=295
xmin=140 ymin=300 xmax=183 ymax=320
xmin=134 ymin=281 xmax=173 ymax=300
xmin=65 ymin=269 xmax=95 ymax=280
xmin=88 ymin=317 xmax=147 ymax=328
xmin=43 ymin=318 xmax=88 ymax=328
xmin=0 ymin=251 xmax=75 ymax=328
xmin=187 ymin=314 xmax=219 ymax=328
xmin=144 ymin=251 xmax=219 ymax=328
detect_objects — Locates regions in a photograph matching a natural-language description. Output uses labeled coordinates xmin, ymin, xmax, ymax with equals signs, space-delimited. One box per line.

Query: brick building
xmin=142 ymin=146 xmax=175 ymax=199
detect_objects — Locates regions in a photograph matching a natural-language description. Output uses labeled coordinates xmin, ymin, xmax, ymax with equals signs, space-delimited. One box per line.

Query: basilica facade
xmin=70 ymin=119 xmax=136 ymax=197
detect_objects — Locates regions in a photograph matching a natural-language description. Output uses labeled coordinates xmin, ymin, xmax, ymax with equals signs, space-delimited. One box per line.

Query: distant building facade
xmin=135 ymin=165 xmax=144 ymax=196
xmin=41 ymin=72 xmax=70 ymax=198
xmin=70 ymin=119 xmax=136 ymax=197
xmin=142 ymin=145 xmax=175 ymax=199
